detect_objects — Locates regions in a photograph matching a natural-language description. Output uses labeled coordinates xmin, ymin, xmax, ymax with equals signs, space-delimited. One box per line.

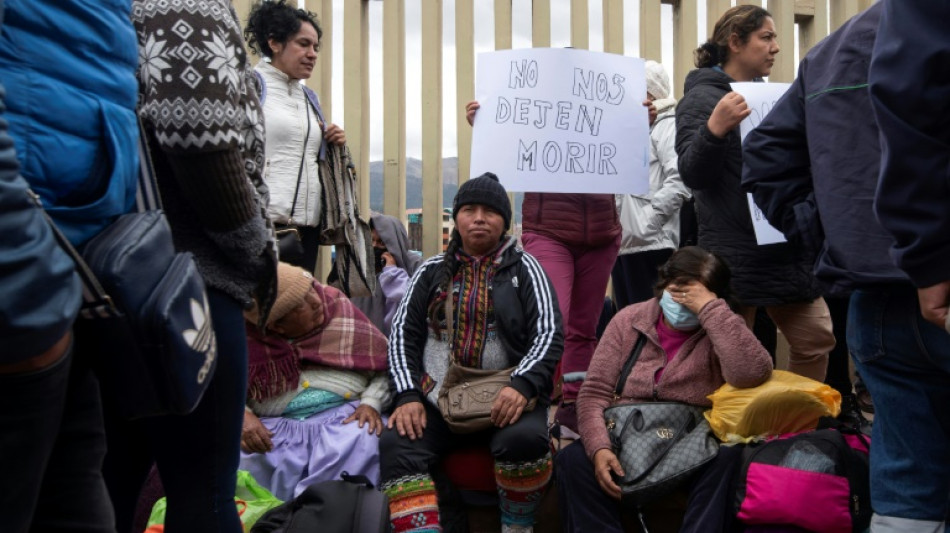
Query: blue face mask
xmin=659 ymin=291 xmax=701 ymax=330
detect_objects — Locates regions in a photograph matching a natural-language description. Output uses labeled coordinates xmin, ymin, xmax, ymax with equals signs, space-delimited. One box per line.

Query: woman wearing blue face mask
xmin=555 ymin=246 xmax=773 ymax=532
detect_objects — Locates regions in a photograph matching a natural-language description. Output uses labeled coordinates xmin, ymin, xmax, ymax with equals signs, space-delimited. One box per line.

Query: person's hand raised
xmin=465 ymin=100 xmax=480 ymax=127
xmin=706 ymin=92 xmax=751 ymax=138
xmin=667 ymin=280 xmax=717 ymax=314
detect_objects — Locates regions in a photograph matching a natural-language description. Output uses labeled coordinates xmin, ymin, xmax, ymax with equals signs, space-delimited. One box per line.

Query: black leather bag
xmin=75 ymin=210 xmax=216 ymax=419
xmin=276 ymin=226 xmax=305 ymax=264
xmin=251 ymin=473 xmax=389 ymax=533
xmin=602 ymin=335 xmax=719 ymax=506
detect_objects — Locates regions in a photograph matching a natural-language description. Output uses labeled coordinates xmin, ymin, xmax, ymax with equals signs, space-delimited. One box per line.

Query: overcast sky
xmin=321 ymin=0 xmax=718 ymax=161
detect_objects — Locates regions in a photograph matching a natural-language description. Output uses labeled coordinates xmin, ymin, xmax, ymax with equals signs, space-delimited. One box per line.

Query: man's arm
xmin=742 ymin=71 xmax=821 ymax=255
xmin=869 ymin=1 xmax=950 ymax=328
xmin=0 ymin=86 xmax=81 ymax=364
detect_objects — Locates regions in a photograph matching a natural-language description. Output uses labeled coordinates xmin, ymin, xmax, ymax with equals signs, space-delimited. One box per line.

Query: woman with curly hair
xmin=245 ymin=0 xmax=346 ymax=274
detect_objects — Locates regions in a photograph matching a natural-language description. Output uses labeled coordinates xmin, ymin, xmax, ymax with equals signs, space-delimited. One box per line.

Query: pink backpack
xmin=734 ymin=427 xmax=871 ymax=533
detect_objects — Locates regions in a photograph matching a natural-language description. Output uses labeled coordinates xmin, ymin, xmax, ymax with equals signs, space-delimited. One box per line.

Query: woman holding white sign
xmin=674 ymin=5 xmax=834 ymax=382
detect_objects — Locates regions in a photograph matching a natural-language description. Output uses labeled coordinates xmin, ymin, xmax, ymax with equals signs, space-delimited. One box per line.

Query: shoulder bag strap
xmin=612 ymin=333 xmax=647 ymax=400
xmin=301 ymin=85 xmax=327 ymax=161
xmin=135 ymin=116 xmax=162 ymax=212
xmin=287 ymin=97 xmax=312 ymax=224
xmin=27 ymin=189 xmax=118 ymax=319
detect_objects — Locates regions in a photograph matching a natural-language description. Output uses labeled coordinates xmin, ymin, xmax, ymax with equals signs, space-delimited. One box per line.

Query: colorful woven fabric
xmin=246 ymin=281 xmax=389 ymax=401
xmin=495 ymin=453 xmax=553 ymax=527
xmin=383 ymin=474 xmax=441 ymax=532
xmin=449 ymin=252 xmax=495 ymax=368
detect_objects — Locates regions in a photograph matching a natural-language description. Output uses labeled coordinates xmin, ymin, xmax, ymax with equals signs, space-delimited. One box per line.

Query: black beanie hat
xmin=452 ymin=172 xmax=511 ymax=230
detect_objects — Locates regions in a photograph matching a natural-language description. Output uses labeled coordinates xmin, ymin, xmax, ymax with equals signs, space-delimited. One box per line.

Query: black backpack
xmin=250 ymin=473 xmax=389 ymax=533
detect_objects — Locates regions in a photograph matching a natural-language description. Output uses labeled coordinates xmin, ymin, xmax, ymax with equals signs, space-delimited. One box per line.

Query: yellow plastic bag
xmin=705 ymin=370 xmax=841 ymax=443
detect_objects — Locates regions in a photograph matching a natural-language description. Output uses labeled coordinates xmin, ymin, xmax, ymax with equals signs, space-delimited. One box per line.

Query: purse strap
xmin=29 ymin=116 xmax=162 ymax=319
xmin=29 ymin=190 xmax=118 ymax=319
xmin=613 ymin=334 xmax=647 ymax=400
xmin=135 ymin=116 xmax=162 ymax=212
xmin=287 ymin=97 xmax=312 ymax=224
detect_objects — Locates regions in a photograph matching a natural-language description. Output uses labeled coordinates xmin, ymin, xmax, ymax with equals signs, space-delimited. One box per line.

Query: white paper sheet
xmin=471 ymin=48 xmax=650 ymax=194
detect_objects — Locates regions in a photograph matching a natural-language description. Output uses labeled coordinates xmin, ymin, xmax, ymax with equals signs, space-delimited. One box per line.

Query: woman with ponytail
xmin=380 ymin=172 xmax=563 ymax=533
xmin=674 ymin=5 xmax=834 ymax=382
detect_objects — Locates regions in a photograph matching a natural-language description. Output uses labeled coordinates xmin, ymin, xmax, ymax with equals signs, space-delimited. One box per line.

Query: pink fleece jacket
xmin=578 ymin=298 xmax=772 ymax=459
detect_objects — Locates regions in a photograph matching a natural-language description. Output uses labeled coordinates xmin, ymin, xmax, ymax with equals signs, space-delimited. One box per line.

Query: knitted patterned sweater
xmin=578 ymin=298 xmax=772 ymax=460
xmin=132 ymin=0 xmax=276 ymax=311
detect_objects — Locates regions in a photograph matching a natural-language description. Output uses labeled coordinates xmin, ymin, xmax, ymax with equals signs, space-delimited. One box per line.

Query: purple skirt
xmin=239 ymin=402 xmax=382 ymax=502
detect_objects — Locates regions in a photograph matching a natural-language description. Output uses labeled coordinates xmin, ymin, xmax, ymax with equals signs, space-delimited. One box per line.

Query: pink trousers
xmin=521 ymin=231 xmax=621 ymax=401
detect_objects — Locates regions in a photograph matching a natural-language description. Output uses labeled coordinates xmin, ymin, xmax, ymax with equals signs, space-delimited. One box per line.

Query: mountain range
xmin=370 ymin=156 xmax=526 ymax=223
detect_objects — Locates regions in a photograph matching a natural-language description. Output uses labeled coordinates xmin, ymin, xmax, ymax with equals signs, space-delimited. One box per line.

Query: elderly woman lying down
xmin=240 ymin=262 xmax=391 ymax=501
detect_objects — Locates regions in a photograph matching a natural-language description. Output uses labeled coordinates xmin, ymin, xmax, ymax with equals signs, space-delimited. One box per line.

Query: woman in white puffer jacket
xmin=612 ymin=61 xmax=691 ymax=309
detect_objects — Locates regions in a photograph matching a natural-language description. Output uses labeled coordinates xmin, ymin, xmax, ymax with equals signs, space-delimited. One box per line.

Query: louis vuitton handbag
xmin=603 ymin=335 xmax=719 ymax=506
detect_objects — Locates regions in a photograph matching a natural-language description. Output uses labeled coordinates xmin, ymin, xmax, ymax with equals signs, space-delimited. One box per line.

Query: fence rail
xmin=231 ymin=0 xmax=872 ymax=264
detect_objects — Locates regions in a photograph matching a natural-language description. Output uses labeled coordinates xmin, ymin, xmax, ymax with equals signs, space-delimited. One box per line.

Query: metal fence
xmin=231 ymin=0 xmax=872 ymax=264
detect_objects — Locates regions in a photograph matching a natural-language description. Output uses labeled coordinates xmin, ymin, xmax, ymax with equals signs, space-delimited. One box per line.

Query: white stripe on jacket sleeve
xmin=514 ymin=252 xmax=557 ymax=376
xmin=388 ymin=256 xmax=443 ymax=394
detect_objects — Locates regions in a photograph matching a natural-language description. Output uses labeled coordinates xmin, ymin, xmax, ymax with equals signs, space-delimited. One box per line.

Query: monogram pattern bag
xmin=602 ymin=335 xmax=719 ymax=505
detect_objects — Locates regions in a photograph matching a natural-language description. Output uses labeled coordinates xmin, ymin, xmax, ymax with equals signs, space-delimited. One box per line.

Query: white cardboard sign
xmin=471 ymin=48 xmax=650 ymax=195
xmin=731 ymin=81 xmax=792 ymax=245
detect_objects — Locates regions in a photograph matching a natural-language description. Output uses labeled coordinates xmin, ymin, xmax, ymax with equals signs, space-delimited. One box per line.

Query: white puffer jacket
xmin=617 ymin=100 xmax=690 ymax=254
xmin=257 ymin=61 xmax=324 ymax=227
